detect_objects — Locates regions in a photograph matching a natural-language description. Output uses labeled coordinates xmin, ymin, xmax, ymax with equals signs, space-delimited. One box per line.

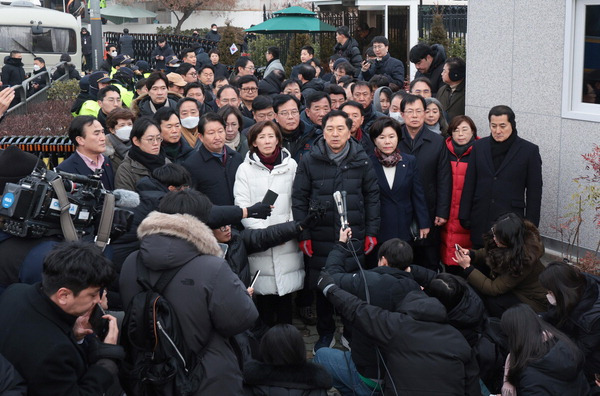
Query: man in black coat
xmin=81 ymin=27 xmax=93 ymax=72
xmin=333 ymin=27 xmax=362 ymax=75
xmin=314 ymin=230 xmax=420 ymax=395
xmin=410 ymin=43 xmax=447 ymax=96
xmin=359 ymin=36 xmax=405 ymax=87
xmin=317 ymin=275 xmax=481 ymax=396
xmin=1 ymin=51 xmax=26 ymax=107
xmin=183 ymin=112 xmax=243 ymax=206
xmin=459 ymin=105 xmax=543 ymax=247
xmin=0 ymin=241 xmax=122 ymax=395
xmin=397 ymin=94 xmax=451 ymax=271
xmin=350 ymin=81 xmax=385 ymax=135
xmin=292 ymin=110 xmax=380 ymax=353
xmin=118 ymin=28 xmax=135 ymax=58
xmin=274 ymin=94 xmax=319 ymax=163
xmin=151 ymin=37 xmax=175 ymax=71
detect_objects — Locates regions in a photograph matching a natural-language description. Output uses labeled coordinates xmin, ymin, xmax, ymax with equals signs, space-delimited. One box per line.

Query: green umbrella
xmin=245 ymin=6 xmax=336 ymax=33
xmin=100 ymin=4 xmax=157 ymax=25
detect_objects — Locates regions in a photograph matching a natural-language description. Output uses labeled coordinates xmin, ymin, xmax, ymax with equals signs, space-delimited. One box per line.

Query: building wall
xmin=466 ymin=0 xmax=599 ymax=251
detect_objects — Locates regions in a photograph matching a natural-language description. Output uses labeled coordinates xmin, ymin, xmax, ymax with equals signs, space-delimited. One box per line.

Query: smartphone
xmin=218 ymin=242 xmax=229 ymax=259
xmin=262 ymin=189 xmax=278 ymax=206
xmin=455 ymin=244 xmax=462 ymax=251
xmin=250 ymin=270 xmax=260 ymax=288
xmin=89 ymin=303 xmax=109 ymax=340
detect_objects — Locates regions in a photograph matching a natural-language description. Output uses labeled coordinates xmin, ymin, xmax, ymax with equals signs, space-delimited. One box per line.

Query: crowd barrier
xmin=0 ymin=136 xmax=73 ymax=169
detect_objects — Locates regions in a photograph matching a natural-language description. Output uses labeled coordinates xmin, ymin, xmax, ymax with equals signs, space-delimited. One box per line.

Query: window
xmin=0 ymin=26 xmax=76 ymax=54
xmin=563 ymin=0 xmax=600 ymax=121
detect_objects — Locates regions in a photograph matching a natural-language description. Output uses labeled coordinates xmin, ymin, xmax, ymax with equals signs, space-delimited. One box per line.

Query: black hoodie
xmin=1 ymin=56 xmax=26 ymax=87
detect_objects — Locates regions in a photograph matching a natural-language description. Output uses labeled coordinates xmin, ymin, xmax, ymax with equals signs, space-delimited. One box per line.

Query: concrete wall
xmin=466 ymin=0 xmax=599 ymax=252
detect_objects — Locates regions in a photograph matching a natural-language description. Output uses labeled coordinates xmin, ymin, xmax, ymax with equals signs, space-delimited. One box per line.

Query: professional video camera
xmin=0 ymin=167 xmax=110 ymax=238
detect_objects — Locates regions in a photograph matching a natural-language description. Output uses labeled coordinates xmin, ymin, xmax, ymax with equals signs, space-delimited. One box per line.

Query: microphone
xmin=112 ymin=189 xmax=140 ymax=208
xmin=333 ymin=191 xmax=349 ymax=230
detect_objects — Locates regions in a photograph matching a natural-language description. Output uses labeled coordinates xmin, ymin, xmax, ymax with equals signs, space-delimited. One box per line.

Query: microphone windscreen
xmin=113 ymin=189 xmax=140 ymax=208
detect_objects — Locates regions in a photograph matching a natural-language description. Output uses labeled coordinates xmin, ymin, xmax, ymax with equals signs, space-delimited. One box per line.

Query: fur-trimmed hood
xmin=244 ymin=360 xmax=332 ymax=391
xmin=136 ymin=211 xmax=222 ymax=271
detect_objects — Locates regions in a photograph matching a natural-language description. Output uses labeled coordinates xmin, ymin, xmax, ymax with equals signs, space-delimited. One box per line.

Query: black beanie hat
xmin=0 ymin=146 xmax=42 ymax=192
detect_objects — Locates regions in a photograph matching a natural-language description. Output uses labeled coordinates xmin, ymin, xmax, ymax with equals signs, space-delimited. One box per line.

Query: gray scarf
xmin=326 ymin=141 xmax=350 ymax=165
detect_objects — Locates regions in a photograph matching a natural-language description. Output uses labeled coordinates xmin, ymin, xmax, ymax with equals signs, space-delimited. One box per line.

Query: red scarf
xmin=256 ymin=146 xmax=281 ymax=171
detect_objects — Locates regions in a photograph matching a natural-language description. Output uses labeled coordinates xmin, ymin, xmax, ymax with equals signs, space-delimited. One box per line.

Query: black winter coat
xmin=360 ymin=53 xmax=405 ymax=87
xmin=279 ymin=120 xmax=319 ymax=163
xmin=150 ymin=43 xmax=175 ymax=70
xmin=361 ymin=103 xmax=385 ymax=134
xmin=118 ymin=34 xmax=134 ymax=57
xmin=325 ymin=243 xmax=421 ymax=378
xmin=517 ymin=339 xmax=590 ymax=395
xmin=0 ymin=283 xmax=118 ymax=395
xmin=415 ymin=43 xmax=446 ymax=95
xmin=1 ymin=57 xmax=25 ymax=87
xmin=327 ymin=287 xmax=481 ymax=395
xmin=258 ymin=72 xmax=282 ymax=97
xmin=459 ymin=135 xmax=543 ymax=247
xmin=398 ymin=125 xmax=451 ymax=227
xmin=333 ymin=38 xmax=362 ymax=75
xmin=212 ymin=62 xmax=229 ymax=78
xmin=410 ymin=264 xmax=486 ymax=347
xmin=300 ymin=78 xmax=325 ymax=100
xmin=292 ymin=137 xmax=380 ymax=277
xmin=120 ymin=212 xmax=258 ymax=396
xmin=81 ymin=33 xmax=92 ymax=55
xmin=243 ymin=360 xmax=331 ymax=396
xmin=183 ymin=144 xmax=243 ymax=206
xmin=0 ymin=353 xmax=26 ymax=395
xmin=543 ymin=274 xmax=600 ymax=381
xmin=52 ymin=63 xmax=81 ymax=81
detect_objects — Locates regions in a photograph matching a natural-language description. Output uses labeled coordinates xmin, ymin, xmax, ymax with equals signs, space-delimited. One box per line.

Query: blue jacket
xmin=55 ymin=152 xmax=115 ymax=191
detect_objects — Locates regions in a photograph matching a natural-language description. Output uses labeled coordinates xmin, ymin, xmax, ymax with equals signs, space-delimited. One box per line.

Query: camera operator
xmin=56 ymin=116 xmax=115 ymax=190
xmin=0 ymin=241 xmax=124 ymax=395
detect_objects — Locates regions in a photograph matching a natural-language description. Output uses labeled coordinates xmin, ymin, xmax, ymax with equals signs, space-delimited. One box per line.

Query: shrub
xmin=0 ymin=100 xmax=74 ymax=137
xmin=47 ymin=79 xmax=80 ymax=101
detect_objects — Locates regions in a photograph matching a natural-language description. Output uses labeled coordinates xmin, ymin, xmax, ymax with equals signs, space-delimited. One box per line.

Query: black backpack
xmin=119 ymin=254 xmax=206 ymax=396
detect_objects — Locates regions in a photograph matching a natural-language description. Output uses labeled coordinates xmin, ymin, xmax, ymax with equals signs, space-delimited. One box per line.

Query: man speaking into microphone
xmin=292 ymin=109 xmax=380 ymax=353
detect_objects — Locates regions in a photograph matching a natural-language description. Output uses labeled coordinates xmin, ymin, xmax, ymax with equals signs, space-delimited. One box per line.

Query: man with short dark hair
xmin=437 ymin=57 xmax=466 ymax=121
xmin=291 ymin=45 xmax=315 ymax=80
xmin=183 ymin=113 xmax=244 ymax=206
xmin=1 ymin=50 xmax=26 ymax=107
xmin=298 ymin=64 xmax=324 ymax=100
xmin=96 ymin=85 xmax=122 ymax=130
xmin=325 ymin=84 xmax=346 ymax=110
xmin=119 ymin=28 xmax=134 ymax=57
xmin=237 ymin=75 xmax=259 ymax=118
xmin=273 ymin=94 xmax=316 ymax=162
xmin=339 ymin=100 xmax=374 ymax=153
xmin=264 ymin=46 xmax=284 ymax=78
xmin=397 ymin=94 xmax=451 ymax=271
xmin=333 ymin=26 xmax=362 ymax=74
xmin=292 ymin=110 xmax=379 ymax=354
xmin=234 ymin=57 xmax=255 ymax=79
xmin=302 ymin=91 xmax=330 ymax=131
xmin=351 ymin=81 xmax=385 ymax=134
xmin=459 ymin=105 xmax=543 ymax=248
xmin=314 ymin=231 xmax=420 ymax=395
xmin=151 ymin=37 xmax=175 ymax=71
xmin=359 ymin=36 xmax=405 ymax=87
xmin=0 ymin=241 xmax=122 ymax=395
xmin=30 ymin=57 xmax=47 ymax=93
xmin=206 ymin=23 xmax=221 ymax=42
xmin=56 ymin=115 xmax=115 ymax=190
xmin=180 ymin=48 xmax=197 ymax=67
xmin=409 ymin=43 xmax=447 ymax=96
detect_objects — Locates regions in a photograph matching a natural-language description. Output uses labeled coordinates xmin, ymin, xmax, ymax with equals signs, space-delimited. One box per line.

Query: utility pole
xmin=89 ymin=0 xmax=103 ymax=70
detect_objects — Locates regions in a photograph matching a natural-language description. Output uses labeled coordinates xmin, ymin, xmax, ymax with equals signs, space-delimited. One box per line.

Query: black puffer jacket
xmin=333 ymin=38 xmax=362 ymax=74
xmin=360 ymin=53 xmax=405 ymax=87
xmin=415 ymin=43 xmax=447 ymax=95
xmin=258 ymin=71 xmax=283 ymax=97
xmin=517 ymin=339 xmax=590 ymax=395
xmin=243 ymin=360 xmax=331 ymax=396
xmin=292 ymin=137 xmax=380 ymax=277
xmin=327 ymin=287 xmax=481 ymax=395
xmin=325 ymin=243 xmax=421 ymax=378
xmin=361 ymin=103 xmax=385 ymax=134
xmin=300 ymin=78 xmax=325 ymax=101
xmin=225 ymin=221 xmax=301 ymax=287
xmin=1 ymin=57 xmax=25 ymax=87
xmin=410 ymin=264 xmax=486 ymax=347
xmin=278 ymin=120 xmax=319 ymax=163
xmin=543 ymin=274 xmax=600 ymax=380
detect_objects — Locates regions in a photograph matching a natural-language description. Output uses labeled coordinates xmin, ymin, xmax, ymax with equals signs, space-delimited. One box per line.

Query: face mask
xmin=110 ymin=51 xmax=118 ymax=57
xmin=33 ymin=65 xmax=41 ymax=72
xmin=546 ymin=292 xmax=557 ymax=306
xmin=181 ymin=116 xmax=200 ymax=129
xmin=115 ymin=126 xmax=132 ymax=141
xmin=171 ymin=63 xmax=181 ymax=68
xmin=390 ymin=112 xmax=404 ymax=123
xmin=212 ymin=28 xmax=217 ymax=32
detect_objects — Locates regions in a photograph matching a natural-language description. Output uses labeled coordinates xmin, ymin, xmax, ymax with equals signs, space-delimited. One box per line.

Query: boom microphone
xmin=113 ymin=189 xmax=140 ymax=208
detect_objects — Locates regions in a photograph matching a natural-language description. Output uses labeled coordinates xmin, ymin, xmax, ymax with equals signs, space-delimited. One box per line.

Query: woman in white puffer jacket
xmin=234 ymin=120 xmax=304 ymax=326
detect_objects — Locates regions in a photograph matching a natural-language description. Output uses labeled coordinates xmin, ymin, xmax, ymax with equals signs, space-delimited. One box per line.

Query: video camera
xmin=0 ymin=167 xmax=107 ymax=238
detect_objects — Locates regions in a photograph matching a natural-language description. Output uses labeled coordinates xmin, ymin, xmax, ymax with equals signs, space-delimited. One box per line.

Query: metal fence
xmin=103 ymin=32 xmax=218 ymax=66
xmin=419 ymin=5 xmax=467 ymax=44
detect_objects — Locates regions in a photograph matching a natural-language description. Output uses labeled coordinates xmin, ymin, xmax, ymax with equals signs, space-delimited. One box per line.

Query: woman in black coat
xmin=244 ymin=324 xmax=332 ymax=395
xmin=500 ymin=304 xmax=589 ymax=395
xmin=368 ymin=117 xmax=430 ymax=245
xmin=539 ymin=261 xmax=600 ymax=382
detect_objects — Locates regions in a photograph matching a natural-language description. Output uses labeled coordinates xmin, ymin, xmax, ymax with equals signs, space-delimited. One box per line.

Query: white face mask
xmin=390 ymin=112 xmax=404 ymax=123
xmin=33 ymin=64 xmax=41 ymax=72
xmin=171 ymin=63 xmax=181 ymax=68
xmin=110 ymin=51 xmax=118 ymax=57
xmin=115 ymin=126 xmax=132 ymax=141
xmin=181 ymin=116 xmax=199 ymax=129
xmin=212 ymin=28 xmax=217 ymax=32
xmin=546 ymin=292 xmax=557 ymax=306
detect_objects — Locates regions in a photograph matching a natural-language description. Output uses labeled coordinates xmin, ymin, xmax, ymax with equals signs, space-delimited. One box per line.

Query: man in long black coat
xmin=292 ymin=110 xmax=380 ymax=353
xmin=397 ymin=94 xmax=451 ymax=271
xmin=459 ymin=105 xmax=543 ymax=247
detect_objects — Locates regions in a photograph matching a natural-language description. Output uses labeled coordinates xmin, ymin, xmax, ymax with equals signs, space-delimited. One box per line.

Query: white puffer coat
xmin=234 ymin=148 xmax=303 ymax=296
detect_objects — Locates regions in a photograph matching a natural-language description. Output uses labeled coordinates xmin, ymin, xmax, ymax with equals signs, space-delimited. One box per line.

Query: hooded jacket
xmin=333 ymin=38 xmax=362 ymax=75
xmin=326 ymin=287 xmax=481 ymax=395
xmin=292 ymin=136 xmax=380 ymax=276
xmin=234 ymin=149 xmax=303 ymax=296
xmin=119 ymin=211 xmax=259 ymax=396
xmin=1 ymin=57 xmax=26 ymax=87
xmin=415 ymin=43 xmax=447 ymax=95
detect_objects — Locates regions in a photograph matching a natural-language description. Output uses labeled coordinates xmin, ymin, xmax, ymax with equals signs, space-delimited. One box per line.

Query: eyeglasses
xmin=219 ymin=225 xmax=231 ymax=232
xmin=278 ymin=110 xmax=299 ymax=118
xmin=244 ymin=66 xmax=256 ymax=71
xmin=142 ymin=136 xmax=163 ymax=144
xmin=403 ymin=109 xmax=424 ymax=115
xmin=241 ymin=87 xmax=258 ymax=93
xmin=188 ymin=72 xmax=198 ymax=77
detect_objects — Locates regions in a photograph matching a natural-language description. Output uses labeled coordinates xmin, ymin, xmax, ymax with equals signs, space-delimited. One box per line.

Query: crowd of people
xmin=0 ymin=24 xmax=598 ymax=396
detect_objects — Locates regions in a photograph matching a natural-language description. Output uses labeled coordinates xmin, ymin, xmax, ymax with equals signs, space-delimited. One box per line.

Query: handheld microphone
xmin=333 ymin=190 xmax=349 ymax=230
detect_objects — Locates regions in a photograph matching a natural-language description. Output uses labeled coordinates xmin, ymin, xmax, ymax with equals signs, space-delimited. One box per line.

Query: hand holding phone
xmin=250 ymin=270 xmax=260 ymax=288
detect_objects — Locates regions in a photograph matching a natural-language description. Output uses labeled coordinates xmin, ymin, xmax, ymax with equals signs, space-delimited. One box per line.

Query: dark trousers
xmin=316 ymin=289 xmax=336 ymax=336
xmin=255 ymin=293 xmax=293 ymax=327
xmin=412 ymin=227 xmax=441 ymax=271
xmin=82 ymin=54 xmax=93 ymax=72
xmin=295 ymin=256 xmax=314 ymax=308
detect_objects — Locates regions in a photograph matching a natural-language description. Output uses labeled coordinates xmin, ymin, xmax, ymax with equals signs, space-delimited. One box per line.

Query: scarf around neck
xmin=225 ymin=132 xmax=241 ymax=152
xmin=326 ymin=141 xmax=350 ymax=165
xmin=256 ymin=146 xmax=282 ymax=171
xmin=374 ymin=147 xmax=403 ymax=167
xmin=128 ymin=144 xmax=166 ymax=172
